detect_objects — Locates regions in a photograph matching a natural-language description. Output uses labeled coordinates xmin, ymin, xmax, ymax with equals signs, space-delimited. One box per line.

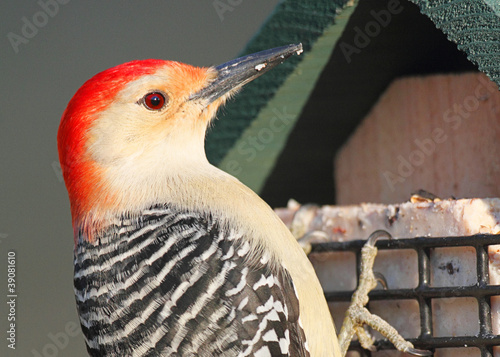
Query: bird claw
xmin=366 ymin=229 xmax=392 ymax=247
xmin=338 ymin=230 xmax=432 ymax=357
xmin=373 ymin=272 xmax=388 ymax=290
xmin=406 ymin=347 xmax=434 ymax=356
xmin=290 ymin=206 xmax=431 ymax=356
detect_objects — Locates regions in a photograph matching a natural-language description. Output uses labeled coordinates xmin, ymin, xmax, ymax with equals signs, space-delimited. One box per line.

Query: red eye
xmin=143 ymin=92 xmax=166 ymax=110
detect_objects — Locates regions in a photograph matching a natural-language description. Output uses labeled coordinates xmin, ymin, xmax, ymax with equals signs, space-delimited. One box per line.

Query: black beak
xmin=189 ymin=43 xmax=303 ymax=104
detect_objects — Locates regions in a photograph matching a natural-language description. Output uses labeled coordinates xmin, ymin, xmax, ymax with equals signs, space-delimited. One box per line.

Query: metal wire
xmin=310 ymin=234 xmax=500 ymax=357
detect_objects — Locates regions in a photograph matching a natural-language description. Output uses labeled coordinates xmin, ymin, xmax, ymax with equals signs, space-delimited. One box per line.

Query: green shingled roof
xmin=410 ymin=0 xmax=500 ymax=87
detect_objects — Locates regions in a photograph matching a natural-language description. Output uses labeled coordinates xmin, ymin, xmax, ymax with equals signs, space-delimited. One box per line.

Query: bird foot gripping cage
xmin=309 ymin=232 xmax=500 ymax=357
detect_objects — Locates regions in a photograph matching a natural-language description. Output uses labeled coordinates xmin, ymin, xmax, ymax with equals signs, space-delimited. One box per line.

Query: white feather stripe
xmin=221 ymin=245 xmax=234 ymax=261
xmin=255 ymin=296 xmax=274 ymax=314
xmin=280 ymin=329 xmax=290 ymax=354
xmin=252 ymin=274 xmax=277 ymax=290
xmin=241 ymin=313 xmax=258 ymax=323
xmin=262 ymin=329 xmax=279 ymax=342
xmin=237 ymin=296 xmax=249 ymax=310
xmin=253 ymin=346 xmax=272 ymax=357
xmin=225 ymin=267 xmax=248 ymax=297
xmin=237 ymin=240 xmax=250 ymax=257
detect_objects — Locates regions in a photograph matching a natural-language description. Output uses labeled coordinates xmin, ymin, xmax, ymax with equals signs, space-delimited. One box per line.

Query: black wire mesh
xmin=310 ymin=234 xmax=500 ymax=357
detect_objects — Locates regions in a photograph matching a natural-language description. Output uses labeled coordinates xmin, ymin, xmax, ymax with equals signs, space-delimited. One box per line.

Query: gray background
xmin=0 ymin=1 xmax=281 ymax=355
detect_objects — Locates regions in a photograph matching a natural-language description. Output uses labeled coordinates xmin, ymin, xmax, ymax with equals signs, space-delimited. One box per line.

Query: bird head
xmin=58 ymin=44 xmax=303 ymax=240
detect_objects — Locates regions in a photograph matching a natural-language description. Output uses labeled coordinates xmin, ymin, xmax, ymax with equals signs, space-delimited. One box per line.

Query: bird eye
xmin=142 ymin=92 xmax=167 ymax=110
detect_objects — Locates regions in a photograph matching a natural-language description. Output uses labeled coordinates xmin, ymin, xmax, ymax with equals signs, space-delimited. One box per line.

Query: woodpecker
xmin=58 ymin=44 xmax=342 ymax=356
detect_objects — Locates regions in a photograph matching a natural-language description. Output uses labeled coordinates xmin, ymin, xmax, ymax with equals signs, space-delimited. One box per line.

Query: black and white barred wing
xmin=226 ymin=253 xmax=310 ymax=357
xmin=74 ymin=206 xmax=309 ymax=356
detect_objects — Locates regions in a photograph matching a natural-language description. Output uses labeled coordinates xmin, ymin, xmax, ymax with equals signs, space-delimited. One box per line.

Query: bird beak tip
xmin=189 ymin=43 xmax=303 ymax=104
